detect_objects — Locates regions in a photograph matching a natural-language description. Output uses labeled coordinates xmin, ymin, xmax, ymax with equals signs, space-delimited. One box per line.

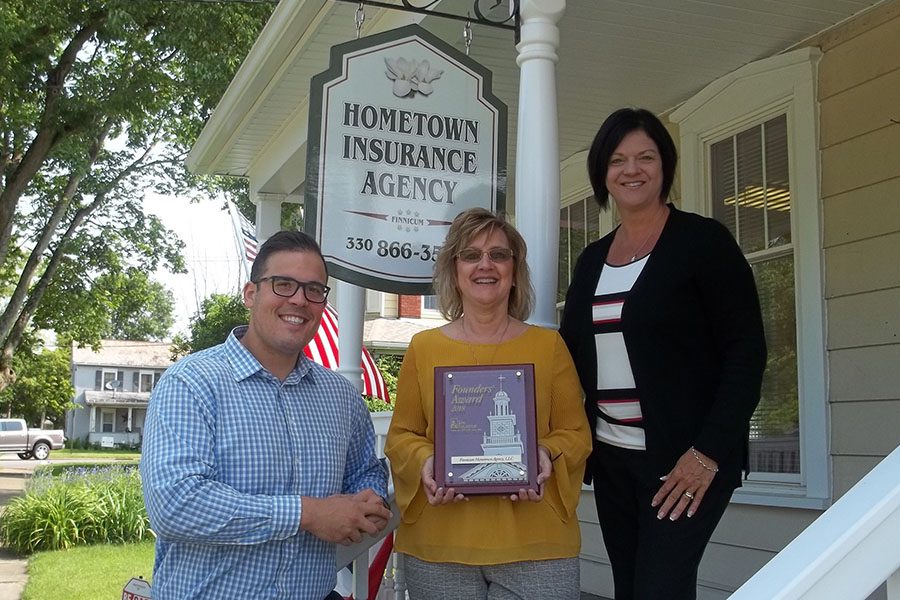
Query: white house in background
xmin=66 ymin=340 xmax=172 ymax=448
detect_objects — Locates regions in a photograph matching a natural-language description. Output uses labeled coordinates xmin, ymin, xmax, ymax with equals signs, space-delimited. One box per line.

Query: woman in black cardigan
xmin=559 ymin=108 xmax=767 ymax=600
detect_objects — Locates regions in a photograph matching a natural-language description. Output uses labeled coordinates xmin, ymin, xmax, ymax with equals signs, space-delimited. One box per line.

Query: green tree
xmin=0 ymin=345 xmax=74 ymax=425
xmin=0 ymin=0 xmax=274 ymax=392
xmin=103 ymin=270 xmax=175 ymax=341
xmin=171 ymin=293 xmax=248 ymax=359
xmin=375 ymin=354 xmax=402 ymax=402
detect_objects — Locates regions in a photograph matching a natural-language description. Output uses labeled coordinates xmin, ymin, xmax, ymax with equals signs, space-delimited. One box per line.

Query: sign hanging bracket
xmin=355 ymin=2 xmax=366 ymax=38
xmin=335 ymin=0 xmax=520 ymax=44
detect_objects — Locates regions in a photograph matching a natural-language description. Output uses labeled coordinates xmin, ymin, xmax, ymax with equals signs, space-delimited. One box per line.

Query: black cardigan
xmin=559 ymin=205 xmax=767 ymax=490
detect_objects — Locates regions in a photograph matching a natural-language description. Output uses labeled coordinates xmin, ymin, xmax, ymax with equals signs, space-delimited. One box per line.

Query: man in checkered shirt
xmin=141 ymin=231 xmax=391 ymax=599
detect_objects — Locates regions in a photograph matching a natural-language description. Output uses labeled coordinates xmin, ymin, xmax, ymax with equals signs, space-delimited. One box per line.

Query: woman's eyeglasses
xmin=456 ymin=248 xmax=515 ymax=263
xmin=255 ymin=276 xmax=330 ymax=303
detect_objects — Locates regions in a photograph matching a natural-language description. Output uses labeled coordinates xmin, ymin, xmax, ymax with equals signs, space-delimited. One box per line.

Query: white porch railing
xmin=730 ymin=444 xmax=900 ymax=599
xmin=336 ymin=411 xmax=406 ymax=600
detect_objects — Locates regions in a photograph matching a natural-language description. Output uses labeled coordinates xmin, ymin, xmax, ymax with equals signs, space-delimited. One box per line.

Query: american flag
xmin=236 ymin=210 xmax=258 ymax=262
xmin=305 ymin=305 xmax=390 ymax=403
xmin=228 ymin=203 xmax=389 ymax=402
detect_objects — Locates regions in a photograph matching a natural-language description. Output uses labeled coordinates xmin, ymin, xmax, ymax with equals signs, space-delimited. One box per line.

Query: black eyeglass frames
xmin=254 ymin=276 xmax=330 ymax=303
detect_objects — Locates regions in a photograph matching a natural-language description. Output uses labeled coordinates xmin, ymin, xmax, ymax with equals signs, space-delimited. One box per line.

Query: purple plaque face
xmin=434 ymin=364 xmax=537 ymax=495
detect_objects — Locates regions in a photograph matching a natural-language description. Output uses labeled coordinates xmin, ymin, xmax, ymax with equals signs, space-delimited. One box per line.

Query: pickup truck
xmin=0 ymin=418 xmax=65 ymax=460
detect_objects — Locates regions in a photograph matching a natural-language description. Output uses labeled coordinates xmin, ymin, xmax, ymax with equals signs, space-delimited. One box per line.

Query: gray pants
xmin=403 ymin=554 xmax=580 ymax=600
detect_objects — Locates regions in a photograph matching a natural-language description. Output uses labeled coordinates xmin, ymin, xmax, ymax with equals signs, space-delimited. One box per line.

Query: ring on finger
xmin=683 ymin=491 xmax=695 ymax=500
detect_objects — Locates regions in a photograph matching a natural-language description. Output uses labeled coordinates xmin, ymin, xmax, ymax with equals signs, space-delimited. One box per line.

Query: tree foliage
xmin=170 ymin=293 xmax=248 ymax=359
xmin=0 ymin=345 xmax=74 ymax=426
xmin=0 ymin=0 xmax=274 ymax=391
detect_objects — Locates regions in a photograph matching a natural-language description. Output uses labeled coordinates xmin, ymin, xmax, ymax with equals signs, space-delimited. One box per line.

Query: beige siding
xmin=832 ymin=401 xmax=900 ymax=454
xmin=829 ymin=345 xmax=900 ymax=401
xmin=817 ymin=6 xmax=900 ymax=100
xmin=823 ymin=177 xmax=900 ymax=247
xmin=819 ymin=68 xmax=900 ymax=149
xmin=832 ymin=454 xmax=889 ymax=498
xmin=821 ymin=126 xmax=900 ymax=198
xmin=824 ymin=232 xmax=900 ymax=297
xmin=828 ymin=287 xmax=900 ymax=348
xmin=819 ymin=2 xmax=900 ymax=500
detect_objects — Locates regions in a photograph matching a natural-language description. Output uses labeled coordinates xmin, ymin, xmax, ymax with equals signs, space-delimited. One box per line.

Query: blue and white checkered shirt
xmin=141 ymin=327 xmax=387 ymax=599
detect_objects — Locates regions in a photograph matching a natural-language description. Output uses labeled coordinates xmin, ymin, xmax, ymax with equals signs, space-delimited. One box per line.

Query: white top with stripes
xmin=593 ymin=255 xmax=648 ymax=450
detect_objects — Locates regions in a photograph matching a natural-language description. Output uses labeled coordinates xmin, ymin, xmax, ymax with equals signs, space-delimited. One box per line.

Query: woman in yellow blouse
xmin=385 ymin=208 xmax=591 ymax=599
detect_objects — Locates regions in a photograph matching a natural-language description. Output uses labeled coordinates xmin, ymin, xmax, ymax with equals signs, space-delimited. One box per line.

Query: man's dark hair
xmin=249 ymin=231 xmax=327 ymax=281
xmin=587 ymin=107 xmax=678 ymax=209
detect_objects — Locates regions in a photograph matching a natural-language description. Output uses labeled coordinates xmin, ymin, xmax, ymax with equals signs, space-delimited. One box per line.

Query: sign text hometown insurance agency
xmin=306 ymin=25 xmax=507 ymax=294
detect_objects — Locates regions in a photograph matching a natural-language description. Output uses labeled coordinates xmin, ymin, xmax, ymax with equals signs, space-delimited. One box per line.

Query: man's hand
xmin=352 ymin=488 xmax=391 ymax=532
xmin=300 ymin=491 xmax=393 ymax=545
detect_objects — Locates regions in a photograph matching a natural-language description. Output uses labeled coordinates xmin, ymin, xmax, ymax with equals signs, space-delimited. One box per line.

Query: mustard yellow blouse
xmin=384 ymin=326 xmax=591 ymax=565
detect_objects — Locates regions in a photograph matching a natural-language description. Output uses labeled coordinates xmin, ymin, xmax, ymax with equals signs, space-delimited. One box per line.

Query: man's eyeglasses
xmin=456 ymin=248 xmax=515 ymax=264
xmin=255 ymin=276 xmax=330 ymax=303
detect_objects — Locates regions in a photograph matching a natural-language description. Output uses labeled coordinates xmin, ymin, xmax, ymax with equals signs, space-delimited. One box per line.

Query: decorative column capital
xmin=519 ymin=0 xmax=565 ymax=22
xmin=517 ymin=0 xmax=565 ymax=65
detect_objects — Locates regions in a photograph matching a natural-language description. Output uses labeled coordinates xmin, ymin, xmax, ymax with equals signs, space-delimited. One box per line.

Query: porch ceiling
xmin=187 ymin=0 xmax=885 ymax=198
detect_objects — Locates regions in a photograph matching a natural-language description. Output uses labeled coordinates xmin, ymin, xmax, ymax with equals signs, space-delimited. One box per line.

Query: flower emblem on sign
xmin=385 ymin=57 xmax=443 ymax=97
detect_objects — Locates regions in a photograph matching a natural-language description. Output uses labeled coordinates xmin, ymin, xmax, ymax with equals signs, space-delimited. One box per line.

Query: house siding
xmin=819 ymin=3 xmax=900 ymax=512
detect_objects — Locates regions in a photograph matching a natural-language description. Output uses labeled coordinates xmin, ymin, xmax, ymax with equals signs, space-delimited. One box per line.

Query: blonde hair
xmin=433 ymin=208 xmax=534 ymax=321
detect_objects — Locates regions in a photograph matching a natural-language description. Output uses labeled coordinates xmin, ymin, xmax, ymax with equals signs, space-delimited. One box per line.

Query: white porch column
xmin=127 ymin=407 xmax=133 ymax=431
xmin=333 ymin=279 xmax=367 ymax=600
xmin=89 ymin=406 xmax=96 ymax=433
xmin=254 ymin=191 xmax=285 ymax=243
xmin=514 ymin=0 xmax=565 ymax=328
xmin=335 ymin=280 xmax=365 ymax=395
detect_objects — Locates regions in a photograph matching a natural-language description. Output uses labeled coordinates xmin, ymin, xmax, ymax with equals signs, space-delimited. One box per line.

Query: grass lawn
xmin=23 ymin=541 xmax=154 ymax=600
xmin=51 ymin=448 xmax=141 ymax=460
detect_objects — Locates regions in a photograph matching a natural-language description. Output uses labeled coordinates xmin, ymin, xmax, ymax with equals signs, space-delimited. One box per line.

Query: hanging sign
xmin=306 ymin=24 xmax=507 ymax=294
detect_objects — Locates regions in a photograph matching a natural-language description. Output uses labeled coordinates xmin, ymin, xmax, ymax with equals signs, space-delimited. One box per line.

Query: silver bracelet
xmin=690 ymin=447 xmax=719 ymax=473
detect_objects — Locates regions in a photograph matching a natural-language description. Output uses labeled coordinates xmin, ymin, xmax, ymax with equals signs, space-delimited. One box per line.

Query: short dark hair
xmin=250 ymin=230 xmax=327 ymax=282
xmin=587 ymin=107 xmax=678 ymax=209
xmin=433 ymin=208 xmax=534 ymax=321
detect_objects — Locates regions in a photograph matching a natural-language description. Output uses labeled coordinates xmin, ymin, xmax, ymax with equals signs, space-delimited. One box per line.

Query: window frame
xmin=138 ymin=370 xmax=155 ymax=393
xmin=101 ymin=369 xmax=118 ymax=391
xmin=556 ymin=152 xmax=619 ymax=319
xmin=421 ymin=295 xmax=441 ymax=318
xmin=100 ymin=409 xmax=115 ymax=434
xmin=671 ymin=47 xmax=828 ymax=508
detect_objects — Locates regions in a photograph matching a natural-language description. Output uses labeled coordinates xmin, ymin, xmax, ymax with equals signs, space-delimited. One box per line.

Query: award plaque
xmin=434 ymin=364 xmax=538 ymax=495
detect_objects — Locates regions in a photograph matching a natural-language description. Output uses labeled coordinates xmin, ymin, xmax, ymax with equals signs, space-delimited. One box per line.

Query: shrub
xmin=0 ymin=465 xmax=152 ymax=554
xmin=364 ymin=396 xmax=393 ymax=412
xmin=65 ymin=437 xmax=89 ymax=450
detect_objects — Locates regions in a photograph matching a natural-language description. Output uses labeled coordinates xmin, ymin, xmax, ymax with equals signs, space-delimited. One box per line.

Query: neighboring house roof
xmin=364 ymin=318 xmax=436 ymax=352
xmin=72 ymin=340 xmax=173 ymax=369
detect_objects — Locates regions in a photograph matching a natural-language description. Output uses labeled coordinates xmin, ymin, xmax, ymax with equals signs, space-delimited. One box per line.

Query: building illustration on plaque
xmin=457 ymin=375 xmax=527 ymax=483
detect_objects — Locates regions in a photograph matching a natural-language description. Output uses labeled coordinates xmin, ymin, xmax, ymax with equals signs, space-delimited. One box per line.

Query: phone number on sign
xmin=346 ymin=237 xmax=441 ymax=261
